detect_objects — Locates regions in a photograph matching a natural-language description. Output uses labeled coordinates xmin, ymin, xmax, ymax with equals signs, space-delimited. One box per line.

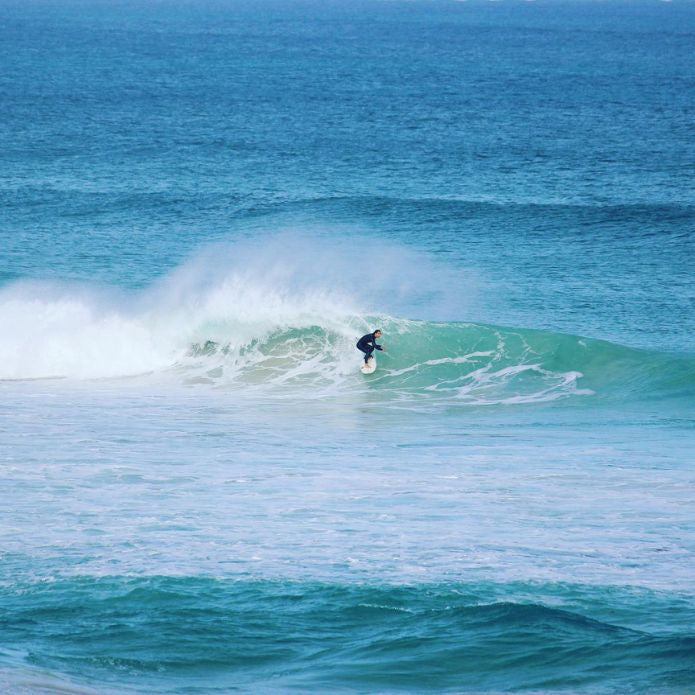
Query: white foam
xmin=0 ymin=235 xmax=596 ymax=407
xmin=0 ymin=233 xmax=472 ymax=382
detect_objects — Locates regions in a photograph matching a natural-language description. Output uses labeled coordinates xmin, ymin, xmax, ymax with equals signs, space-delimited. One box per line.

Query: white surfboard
xmin=360 ymin=356 xmax=376 ymax=374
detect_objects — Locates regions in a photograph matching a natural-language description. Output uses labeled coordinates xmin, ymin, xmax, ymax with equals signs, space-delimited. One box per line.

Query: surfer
xmin=356 ymin=330 xmax=384 ymax=364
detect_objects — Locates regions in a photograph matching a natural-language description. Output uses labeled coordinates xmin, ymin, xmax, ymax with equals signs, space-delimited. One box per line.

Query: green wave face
xmin=184 ymin=319 xmax=695 ymax=407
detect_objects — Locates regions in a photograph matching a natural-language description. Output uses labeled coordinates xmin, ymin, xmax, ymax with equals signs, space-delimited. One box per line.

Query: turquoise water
xmin=1 ymin=1 xmax=694 ymax=692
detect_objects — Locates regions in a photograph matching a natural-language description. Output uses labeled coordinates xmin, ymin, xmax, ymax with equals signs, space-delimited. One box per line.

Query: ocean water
xmin=1 ymin=0 xmax=694 ymax=693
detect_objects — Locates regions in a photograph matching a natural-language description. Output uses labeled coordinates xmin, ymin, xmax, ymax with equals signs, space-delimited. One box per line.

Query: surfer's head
xmin=373 ymin=330 xmax=382 ymax=338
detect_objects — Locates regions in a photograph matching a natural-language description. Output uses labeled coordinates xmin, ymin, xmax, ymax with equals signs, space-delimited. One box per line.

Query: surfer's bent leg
xmin=363 ymin=347 xmax=374 ymax=363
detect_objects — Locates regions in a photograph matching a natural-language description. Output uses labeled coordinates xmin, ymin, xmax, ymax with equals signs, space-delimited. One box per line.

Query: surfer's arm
xmin=375 ymin=343 xmax=383 ymax=351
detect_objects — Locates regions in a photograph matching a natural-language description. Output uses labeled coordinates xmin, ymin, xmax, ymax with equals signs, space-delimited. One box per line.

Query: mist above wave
xmin=0 ymin=232 xmax=472 ymax=381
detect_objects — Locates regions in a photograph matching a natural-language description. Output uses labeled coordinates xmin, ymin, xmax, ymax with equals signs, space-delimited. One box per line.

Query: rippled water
xmin=1 ymin=1 xmax=694 ymax=692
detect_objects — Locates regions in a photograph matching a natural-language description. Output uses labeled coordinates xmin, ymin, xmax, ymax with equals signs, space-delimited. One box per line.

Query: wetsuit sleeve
xmin=375 ymin=343 xmax=383 ymax=351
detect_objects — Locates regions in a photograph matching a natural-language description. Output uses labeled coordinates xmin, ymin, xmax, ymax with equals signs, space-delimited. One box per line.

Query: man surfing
xmin=356 ymin=330 xmax=384 ymax=365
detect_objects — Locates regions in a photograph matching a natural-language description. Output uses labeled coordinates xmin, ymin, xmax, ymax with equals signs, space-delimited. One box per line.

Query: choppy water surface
xmin=1 ymin=1 xmax=694 ymax=692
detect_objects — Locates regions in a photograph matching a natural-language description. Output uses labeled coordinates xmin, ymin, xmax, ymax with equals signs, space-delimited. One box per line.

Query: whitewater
xmin=2 ymin=235 xmax=691 ymax=408
xmin=2 ymin=232 xmax=694 ymax=693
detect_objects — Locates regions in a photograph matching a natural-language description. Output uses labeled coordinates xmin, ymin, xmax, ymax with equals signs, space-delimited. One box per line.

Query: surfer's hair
xmin=373 ymin=329 xmax=382 ymax=334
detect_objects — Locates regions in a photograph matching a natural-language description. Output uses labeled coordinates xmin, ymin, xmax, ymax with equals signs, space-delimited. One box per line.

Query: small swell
xmin=1 ymin=577 xmax=693 ymax=693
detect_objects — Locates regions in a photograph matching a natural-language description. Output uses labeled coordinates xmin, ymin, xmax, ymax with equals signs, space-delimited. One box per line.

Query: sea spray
xmin=2 ymin=266 xmax=693 ymax=407
xmin=0 ymin=233 xmax=472 ymax=381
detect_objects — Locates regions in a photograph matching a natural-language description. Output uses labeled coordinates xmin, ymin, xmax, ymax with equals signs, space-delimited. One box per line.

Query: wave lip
xmin=1 ymin=272 xmax=693 ymax=407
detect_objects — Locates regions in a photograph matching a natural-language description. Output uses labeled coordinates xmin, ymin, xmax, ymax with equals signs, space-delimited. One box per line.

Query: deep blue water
xmin=1 ymin=1 xmax=694 ymax=693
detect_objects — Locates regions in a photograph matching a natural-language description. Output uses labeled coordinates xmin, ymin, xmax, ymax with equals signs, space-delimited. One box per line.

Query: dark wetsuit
xmin=356 ymin=333 xmax=383 ymax=363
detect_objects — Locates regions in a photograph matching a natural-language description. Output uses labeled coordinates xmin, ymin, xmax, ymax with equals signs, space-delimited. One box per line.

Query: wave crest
xmin=1 ymin=238 xmax=692 ymax=406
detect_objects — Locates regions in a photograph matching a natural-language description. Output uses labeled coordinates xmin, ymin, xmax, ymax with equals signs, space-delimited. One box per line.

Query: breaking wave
xmin=1 ymin=237 xmax=692 ymax=407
